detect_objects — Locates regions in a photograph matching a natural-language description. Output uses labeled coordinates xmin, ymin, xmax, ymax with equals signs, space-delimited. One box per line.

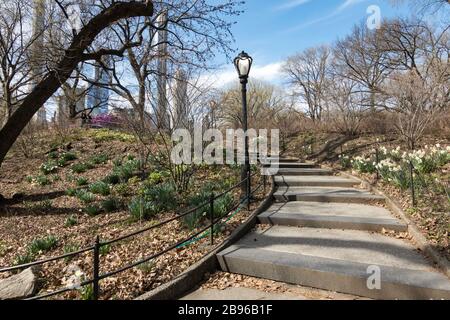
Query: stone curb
xmin=337 ymin=169 xmax=450 ymax=278
xmin=135 ymin=177 xmax=277 ymax=300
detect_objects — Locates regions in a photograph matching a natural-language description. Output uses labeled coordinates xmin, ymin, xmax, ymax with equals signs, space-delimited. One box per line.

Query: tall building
xmin=173 ymin=69 xmax=189 ymax=129
xmin=32 ymin=0 xmax=47 ymax=125
xmin=86 ymin=59 xmax=111 ymax=116
xmin=156 ymin=9 xmax=170 ymax=130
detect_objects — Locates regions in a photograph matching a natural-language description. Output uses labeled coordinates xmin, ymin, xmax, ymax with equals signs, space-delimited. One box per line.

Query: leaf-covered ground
xmin=0 ymin=128 xmax=268 ymax=299
xmin=316 ymin=135 xmax=450 ymax=262
xmin=199 ymin=270 xmax=366 ymax=300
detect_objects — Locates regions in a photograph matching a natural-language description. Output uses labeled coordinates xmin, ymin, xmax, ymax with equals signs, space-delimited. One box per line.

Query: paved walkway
xmin=214 ymin=161 xmax=450 ymax=300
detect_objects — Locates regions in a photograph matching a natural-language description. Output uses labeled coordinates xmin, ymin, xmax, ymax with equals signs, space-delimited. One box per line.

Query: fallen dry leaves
xmin=0 ymin=130 xmax=270 ymax=300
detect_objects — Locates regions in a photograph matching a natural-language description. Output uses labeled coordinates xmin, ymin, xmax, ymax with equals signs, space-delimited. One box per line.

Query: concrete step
xmin=258 ymin=202 xmax=407 ymax=232
xmin=274 ymin=187 xmax=385 ymax=204
xmin=275 ymin=176 xmax=359 ymax=188
xmin=263 ymin=168 xmax=333 ymax=176
xmin=277 ymin=158 xmax=301 ymax=163
xmin=263 ymin=162 xmax=317 ymax=169
xmin=217 ymin=226 xmax=450 ymax=300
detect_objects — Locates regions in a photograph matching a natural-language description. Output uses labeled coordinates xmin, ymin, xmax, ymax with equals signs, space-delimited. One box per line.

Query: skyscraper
xmin=156 ymin=9 xmax=170 ymax=130
xmin=32 ymin=0 xmax=46 ymax=124
xmin=173 ymin=69 xmax=189 ymax=129
xmin=86 ymin=57 xmax=111 ymax=116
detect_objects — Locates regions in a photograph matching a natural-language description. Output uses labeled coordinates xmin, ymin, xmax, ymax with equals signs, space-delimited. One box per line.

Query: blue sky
xmin=209 ymin=0 xmax=412 ymax=87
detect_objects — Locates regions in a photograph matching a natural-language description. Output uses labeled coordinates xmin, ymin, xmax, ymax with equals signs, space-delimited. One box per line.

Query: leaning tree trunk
xmin=307 ymin=134 xmax=359 ymax=162
xmin=0 ymin=1 xmax=154 ymax=167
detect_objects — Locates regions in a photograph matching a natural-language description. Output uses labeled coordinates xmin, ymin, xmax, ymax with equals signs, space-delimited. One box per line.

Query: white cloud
xmin=286 ymin=0 xmax=367 ymax=32
xmin=336 ymin=0 xmax=366 ymax=13
xmin=202 ymin=61 xmax=284 ymax=88
xmin=275 ymin=0 xmax=311 ymax=11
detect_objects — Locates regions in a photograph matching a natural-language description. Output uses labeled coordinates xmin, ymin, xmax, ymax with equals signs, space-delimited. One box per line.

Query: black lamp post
xmin=234 ymin=51 xmax=253 ymax=202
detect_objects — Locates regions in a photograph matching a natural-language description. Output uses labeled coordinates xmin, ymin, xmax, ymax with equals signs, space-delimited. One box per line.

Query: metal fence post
xmin=247 ymin=170 xmax=251 ymax=211
xmin=263 ymin=174 xmax=267 ymax=195
xmin=409 ymin=161 xmax=416 ymax=207
xmin=93 ymin=236 xmax=100 ymax=300
xmin=210 ymin=193 xmax=215 ymax=246
xmin=375 ymin=148 xmax=380 ymax=181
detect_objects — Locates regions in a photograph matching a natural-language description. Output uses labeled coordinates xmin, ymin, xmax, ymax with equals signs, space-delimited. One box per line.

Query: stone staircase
xmin=217 ymin=160 xmax=450 ymax=300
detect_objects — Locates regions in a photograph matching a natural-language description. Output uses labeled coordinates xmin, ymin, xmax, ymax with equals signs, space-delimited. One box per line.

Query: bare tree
xmin=0 ymin=1 xmax=156 ymax=168
xmin=218 ymin=80 xmax=283 ymax=130
xmin=0 ymin=0 xmax=46 ymax=127
xmin=389 ymin=0 xmax=450 ymax=14
xmin=334 ymin=23 xmax=391 ymax=113
xmin=283 ymin=46 xmax=331 ymax=122
xmin=325 ymin=75 xmax=369 ymax=136
xmin=385 ymin=61 xmax=450 ymax=150
xmin=378 ymin=18 xmax=449 ymax=149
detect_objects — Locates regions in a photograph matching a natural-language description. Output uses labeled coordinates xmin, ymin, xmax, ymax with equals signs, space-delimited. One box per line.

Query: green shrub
xmin=182 ymin=211 xmax=205 ymax=230
xmin=85 ymin=205 xmax=102 ymax=217
xmin=61 ymin=152 xmax=78 ymax=162
xmin=76 ymin=190 xmax=95 ymax=204
xmin=128 ymin=197 xmax=157 ymax=221
xmin=183 ymin=183 xmax=234 ymax=230
xmin=137 ymin=261 xmax=155 ymax=274
xmin=14 ymin=252 xmax=35 ymax=266
xmin=57 ymin=158 xmax=67 ymax=167
xmin=351 ymin=156 xmax=376 ymax=174
xmin=142 ymin=183 xmax=176 ymax=213
xmin=149 ymin=172 xmax=164 ymax=183
xmin=79 ymin=284 xmax=94 ymax=300
xmin=26 ymin=176 xmax=34 ymax=183
xmin=38 ymin=199 xmax=53 ymax=211
xmin=90 ymin=129 xmax=135 ymax=143
xmin=89 ymin=181 xmax=110 ymax=196
xmin=114 ymin=183 xmax=131 ymax=197
xmin=63 ymin=243 xmax=80 ymax=262
xmin=64 ymin=215 xmax=78 ymax=228
xmin=146 ymin=172 xmax=164 ymax=186
xmin=40 ymin=161 xmax=58 ymax=175
xmin=29 ymin=236 xmax=58 ymax=255
xmin=66 ymin=188 xmax=78 ymax=197
xmin=35 ymin=175 xmax=51 ymax=186
xmin=71 ymin=163 xmax=90 ymax=174
xmin=101 ymin=197 xmax=119 ymax=213
xmin=183 ymin=190 xmax=210 ymax=230
xmin=113 ymin=159 xmax=140 ymax=183
xmin=112 ymin=158 xmax=123 ymax=167
xmin=0 ymin=241 xmax=6 ymax=257
xmin=90 ymin=153 xmax=109 ymax=165
xmin=339 ymin=155 xmax=351 ymax=169
xmin=213 ymin=193 xmax=234 ymax=218
xmin=48 ymin=151 xmax=59 ymax=159
xmin=76 ymin=177 xmax=89 ymax=186
xmin=376 ymin=160 xmax=410 ymax=190
xmin=99 ymin=244 xmax=111 ymax=256
xmin=52 ymin=175 xmax=61 ymax=182
xmin=104 ymin=174 xmax=120 ymax=185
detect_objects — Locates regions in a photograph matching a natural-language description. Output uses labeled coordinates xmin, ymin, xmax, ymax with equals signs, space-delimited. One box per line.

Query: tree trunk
xmin=370 ymin=88 xmax=376 ymax=114
xmin=307 ymin=134 xmax=358 ymax=162
xmin=0 ymin=1 xmax=153 ymax=167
